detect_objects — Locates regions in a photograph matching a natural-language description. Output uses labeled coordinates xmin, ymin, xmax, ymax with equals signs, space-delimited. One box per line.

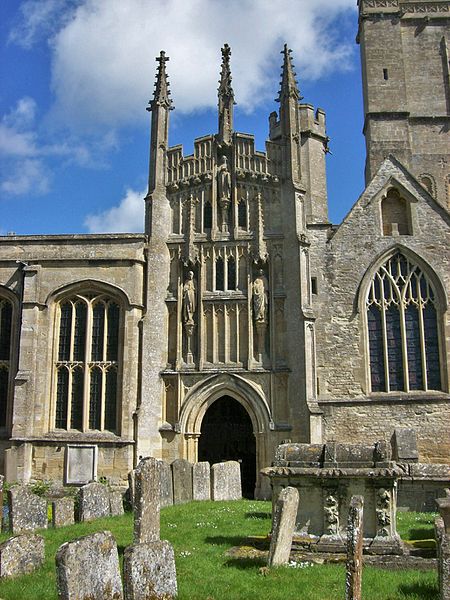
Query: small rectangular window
xmin=311 ymin=277 xmax=318 ymax=295
xmin=383 ymin=68 xmax=389 ymax=81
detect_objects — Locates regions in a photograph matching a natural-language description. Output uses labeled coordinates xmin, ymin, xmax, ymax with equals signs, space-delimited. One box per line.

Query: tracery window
xmin=0 ymin=299 xmax=12 ymax=428
xmin=366 ymin=252 xmax=441 ymax=393
xmin=55 ymin=293 xmax=121 ymax=432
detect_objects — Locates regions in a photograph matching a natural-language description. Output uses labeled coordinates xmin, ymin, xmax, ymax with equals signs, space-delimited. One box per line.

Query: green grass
xmin=0 ymin=501 xmax=439 ymax=599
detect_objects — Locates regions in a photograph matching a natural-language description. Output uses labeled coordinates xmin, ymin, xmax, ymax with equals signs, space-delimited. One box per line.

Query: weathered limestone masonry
xmin=0 ymin=1 xmax=448 ymax=497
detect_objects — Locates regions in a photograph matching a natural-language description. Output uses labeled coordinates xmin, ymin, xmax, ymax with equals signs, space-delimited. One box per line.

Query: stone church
xmin=0 ymin=0 xmax=448 ymax=498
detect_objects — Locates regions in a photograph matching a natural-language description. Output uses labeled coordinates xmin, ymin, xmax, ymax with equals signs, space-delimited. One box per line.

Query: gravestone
xmin=110 ymin=491 xmax=124 ymax=516
xmin=436 ymin=515 xmax=450 ymax=600
xmin=345 ymin=495 xmax=364 ymax=600
xmin=211 ymin=461 xmax=242 ymax=501
xmin=134 ymin=457 xmax=160 ymax=544
xmin=268 ymin=486 xmax=299 ymax=567
xmin=193 ymin=461 xmax=210 ymax=501
xmin=78 ymin=482 xmax=110 ymax=522
xmin=128 ymin=470 xmax=135 ymax=506
xmin=158 ymin=460 xmax=173 ymax=508
xmin=8 ymin=486 xmax=47 ymax=534
xmin=123 ymin=540 xmax=177 ymax=600
xmin=391 ymin=428 xmax=419 ymax=463
xmin=0 ymin=475 xmax=4 ymax=523
xmin=171 ymin=459 xmax=193 ymax=504
xmin=0 ymin=534 xmax=45 ymax=578
xmin=56 ymin=530 xmax=123 ymax=600
xmin=52 ymin=497 xmax=75 ymax=528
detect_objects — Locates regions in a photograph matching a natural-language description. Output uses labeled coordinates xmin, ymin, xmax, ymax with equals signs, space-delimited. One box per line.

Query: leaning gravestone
xmin=78 ymin=482 xmax=110 ymax=522
xmin=268 ymin=486 xmax=299 ymax=567
xmin=0 ymin=534 xmax=45 ymax=578
xmin=134 ymin=457 xmax=160 ymax=544
xmin=123 ymin=540 xmax=177 ymax=600
xmin=345 ymin=495 xmax=364 ymax=600
xmin=8 ymin=486 xmax=47 ymax=534
xmin=110 ymin=491 xmax=124 ymax=516
xmin=158 ymin=460 xmax=174 ymax=508
xmin=56 ymin=530 xmax=123 ymax=600
xmin=193 ymin=461 xmax=210 ymax=501
xmin=52 ymin=497 xmax=75 ymax=528
xmin=211 ymin=461 xmax=242 ymax=501
xmin=171 ymin=459 xmax=193 ymax=505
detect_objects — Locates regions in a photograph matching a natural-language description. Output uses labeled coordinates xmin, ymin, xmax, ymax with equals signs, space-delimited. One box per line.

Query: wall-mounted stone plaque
xmin=65 ymin=445 xmax=98 ymax=485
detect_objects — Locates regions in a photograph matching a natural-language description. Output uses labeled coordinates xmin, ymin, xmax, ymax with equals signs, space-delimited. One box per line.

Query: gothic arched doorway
xmin=198 ymin=395 xmax=256 ymax=498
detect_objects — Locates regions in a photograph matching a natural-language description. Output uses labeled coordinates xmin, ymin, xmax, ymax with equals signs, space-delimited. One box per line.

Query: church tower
xmin=140 ymin=45 xmax=329 ymax=497
xmin=357 ymin=0 xmax=450 ymax=208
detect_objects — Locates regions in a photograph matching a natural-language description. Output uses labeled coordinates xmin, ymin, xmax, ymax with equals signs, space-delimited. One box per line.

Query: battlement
xmin=358 ymin=0 xmax=449 ymax=18
xmin=299 ymin=104 xmax=327 ymax=138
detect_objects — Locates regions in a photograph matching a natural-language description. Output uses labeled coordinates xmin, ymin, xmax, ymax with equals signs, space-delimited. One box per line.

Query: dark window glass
xmin=58 ymin=302 xmax=72 ymax=361
xmin=405 ymin=305 xmax=422 ymax=390
xmin=424 ymin=304 xmax=441 ymax=390
xmin=228 ymin=257 xmax=236 ymax=290
xmin=0 ymin=301 xmax=12 ymax=361
xmin=368 ymin=305 xmax=385 ymax=392
xmin=89 ymin=368 xmax=102 ymax=430
xmin=73 ymin=302 xmax=87 ymax=361
xmin=55 ymin=368 xmax=69 ymax=429
xmin=386 ymin=305 xmax=404 ymax=391
xmin=105 ymin=368 xmax=117 ymax=432
xmin=204 ymin=201 xmax=212 ymax=230
xmin=91 ymin=303 xmax=105 ymax=361
xmin=107 ymin=303 xmax=120 ymax=361
xmin=216 ymin=257 xmax=224 ymax=291
xmin=0 ymin=367 xmax=9 ymax=427
xmin=238 ymin=200 xmax=246 ymax=228
xmin=71 ymin=367 xmax=84 ymax=430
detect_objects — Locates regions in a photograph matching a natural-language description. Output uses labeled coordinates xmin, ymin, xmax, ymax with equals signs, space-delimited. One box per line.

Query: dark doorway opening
xmin=198 ymin=396 xmax=256 ymax=498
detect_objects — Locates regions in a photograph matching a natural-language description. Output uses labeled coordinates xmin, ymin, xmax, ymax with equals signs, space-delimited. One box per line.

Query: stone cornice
xmin=360 ymin=0 xmax=449 ymax=15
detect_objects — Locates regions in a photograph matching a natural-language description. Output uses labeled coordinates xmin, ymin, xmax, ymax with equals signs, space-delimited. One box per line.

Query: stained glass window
xmin=366 ymin=252 xmax=442 ymax=392
xmin=0 ymin=299 xmax=13 ymax=428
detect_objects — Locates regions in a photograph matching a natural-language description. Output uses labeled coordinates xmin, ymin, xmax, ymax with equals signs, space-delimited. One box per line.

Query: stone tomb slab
xmin=123 ymin=541 xmax=177 ymax=600
xmin=171 ymin=459 xmax=193 ymax=504
xmin=211 ymin=461 xmax=242 ymax=501
xmin=52 ymin=497 xmax=75 ymax=528
xmin=56 ymin=530 xmax=123 ymax=600
xmin=8 ymin=486 xmax=48 ymax=534
xmin=193 ymin=461 xmax=210 ymax=501
xmin=78 ymin=482 xmax=111 ymax=522
xmin=0 ymin=534 xmax=45 ymax=578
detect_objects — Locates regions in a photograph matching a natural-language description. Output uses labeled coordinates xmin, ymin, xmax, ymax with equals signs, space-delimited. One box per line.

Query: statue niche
xmin=252 ymin=269 xmax=269 ymax=364
xmin=182 ymin=270 xmax=196 ymax=366
xmin=217 ymin=155 xmax=231 ymax=232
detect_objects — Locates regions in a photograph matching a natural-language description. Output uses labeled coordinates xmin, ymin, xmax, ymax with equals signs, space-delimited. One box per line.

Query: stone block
xmin=158 ymin=460 xmax=173 ymax=508
xmin=391 ymin=428 xmax=419 ymax=463
xmin=211 ymin=461 xmax=242 ymax=501
xmin=78 ymin=482 xmax=110 ymax=522
xmin=346 ymin=495 xmax=364 ymax=600
xmin=0 ymin=534 xmax=45 ymax=578
xmin=193 ymin=461 xmax=210 ymax=501
xmin=56 ymin=530 xmax=123 ymax=600
xmin=274 ymin=443 xmax=324 ymax=467
xmin=171 ymin=459 xmax=193 ymax=505
xmin=436 ymin=516 xmax=450 ymax=600
xmin=52 ymin=497 xmax=75 ymax=528
xmin=134 ymin=457 xmax=160 ymax=544
xmin=123 ymin=540 xmax=177 ymax=600
xmin=268 ymin=486 xmax=299 ymax=567
xmin=110 ymin=491 xmax=124 ymax=516
xmin=8 ymin=486 xmax=48 ymax=534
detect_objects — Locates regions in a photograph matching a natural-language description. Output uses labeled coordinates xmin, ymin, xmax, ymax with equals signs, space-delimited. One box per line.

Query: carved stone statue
xmin=253 ymin=270 xmax=269 ymax=323
xmin=324 ymin=493 xmax=340 ymax=536
xmin=182 ymin=271 xmax=196 ymax=324
xmin=217 ymin=155 xmax=231 ymax=200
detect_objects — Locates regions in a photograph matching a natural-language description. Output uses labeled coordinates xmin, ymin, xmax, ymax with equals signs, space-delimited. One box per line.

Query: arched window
xmin=215 ymin=257 xmax=224 ymax=291
xmin=238 ymin=199 xmax=247 ymax=229
xmin=227 ymin=256 xmax=236 ymax=290
xmin=55 ymin=293 xmax=120 ymax=432
xmin=381 ymin=189 xmax=411 ymax=236
xmin=419 ymin=174 xmax=435 ymax=197
xmin=204 ymin=200 xmax=212 ymax=230
xmin=366 ymin=252 xmax=442 ymax=393
xmin=0 ymin=298 xmax=13 ymax=427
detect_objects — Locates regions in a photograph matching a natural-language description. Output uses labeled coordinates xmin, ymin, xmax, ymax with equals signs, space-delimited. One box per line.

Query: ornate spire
xmin=217 ymin=43 xmax=235 ymax=146
xmin=277 ymin=44 xmax=301 ymax=102
xmin=148 ymin=51 xmax=174 ymax=112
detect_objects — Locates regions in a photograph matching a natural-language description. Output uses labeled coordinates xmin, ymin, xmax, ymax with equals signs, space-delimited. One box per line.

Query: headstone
xmin=56 ymin=530 xmax=123 ymax=600
xmin=268 ymin=486 xmax=299 ymax=567
xmin=0 ymin=475 xmax=4 ymax=522
xmin=345 ymin=495 xmax=364 ymax=600
xmin=211 ymin=461 xmax=242 ymax=501
xmin=123 ymin=541 xmax=177 ymax=600
xmin=128 ymin=470 xmax=135 ymax=506
xmin=110 ymin=491 xmax=124 ymax=516
xmin=134 ymin=457 xmax=160 ymax=544
xmin=78 ymin=482 xmax=110 ymax=522
xmin=65 ymin=444 xmax=98 ymax=484
xmin=158 ymin=460 xmax=173 ymax=508
xmin=193 ymin=461 xmax=210 ymax=501
xmin=391 ymin=428 xmax=419 ymax=463
xmin=437 ymin=493 xmax=450 ymax=534
xmin=52 ymin=497 xmax=75 ymax=528
xmin=0 ymin=534 xmax=45 ymax=578
xmin=171 ymin=459 xmax=193 ymax=504
xmin=8 ymin=486 xmax=47 ymax=534
xmin=436 ymin=516 xmax=450 ymax=600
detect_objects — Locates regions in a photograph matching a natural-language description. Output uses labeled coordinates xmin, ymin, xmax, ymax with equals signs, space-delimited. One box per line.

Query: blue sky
xmin=0 ymin=0 xmax=365 ymax=235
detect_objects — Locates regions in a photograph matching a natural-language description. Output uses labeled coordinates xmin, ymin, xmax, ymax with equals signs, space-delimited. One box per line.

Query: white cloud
xmin=84 ymin=187 xmax=145 ymax=233
xmin=1 ymin=159 xmax=51 ymax=196
xmin=12 ymin=0 xmax=357 ymax=128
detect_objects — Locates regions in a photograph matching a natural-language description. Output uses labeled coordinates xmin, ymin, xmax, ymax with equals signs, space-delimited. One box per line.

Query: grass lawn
xmin=0 ymin=501 xmax=438 ymax=599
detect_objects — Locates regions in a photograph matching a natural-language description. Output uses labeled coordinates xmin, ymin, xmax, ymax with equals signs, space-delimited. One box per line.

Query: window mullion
xmin=83 ymin=301 xmax=93 ymax=432
xmin=103 ymin=302 xmax=108 ymax=362
xmin=399 ymin=297 xmax=409 ymax=392
xmin=380 ymin=279 xmax=390 ymax=392
xmin=418 ymin=297 xmax=428 ymax=391
xmin=100 ymin=366 xmax=106 ymax=431
xmin=67 ymin=367 xmax=73 ymax=430
xmin=69 ymin=302 xmax=75 ymax=362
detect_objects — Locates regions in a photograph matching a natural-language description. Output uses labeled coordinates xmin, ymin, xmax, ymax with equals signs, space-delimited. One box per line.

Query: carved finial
xmin=147 ymin=50 xmax=174 ymax=112
xmin=217 ymin=44 xmax=235 ymax=145
xmin=276 ymin=43 xmax=301 ymax=103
